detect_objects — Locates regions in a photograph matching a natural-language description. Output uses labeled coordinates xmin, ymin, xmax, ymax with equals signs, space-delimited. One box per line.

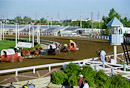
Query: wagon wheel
xmin=19 ymin=56 xmax=23 ymax=62
xmin=11 ymin=55 xmax=16 ymax=62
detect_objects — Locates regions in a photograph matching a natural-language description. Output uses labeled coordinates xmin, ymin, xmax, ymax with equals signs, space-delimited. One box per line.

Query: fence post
xmin=94 ymin=65 xmax=97 ymax=72
xmin=49 ymin=66 xmax=51 ymax=71
xmin=123 ymin=64 xmax=126 ymax=71
xmin=102 ymin=61 xmax=105 ymax=68
xmin=33 ymin=68 xmax=36 ymax=74
xmin=16 ymin=70 xmax=18 ymax=76
xmin=111 ymin=68 xmax=114 ymax=76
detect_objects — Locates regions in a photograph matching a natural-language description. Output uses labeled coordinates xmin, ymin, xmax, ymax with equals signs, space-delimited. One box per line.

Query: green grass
xmin=0 ymin=40 xmax=15 ymax=52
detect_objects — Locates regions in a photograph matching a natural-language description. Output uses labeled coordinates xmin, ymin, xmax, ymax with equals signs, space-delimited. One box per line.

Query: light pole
xmin=38 ymin=22 xmax=40 ymax=44
xmin=37 ymin=21 xmax=40 ymax=44
xmin=32 ymin=21 xmax=34 ymax=47
xmin=80 ymin=13 xmax=82 ymax=28
xmin=28 ymin=22 xmax=31 ymax=41
xmin=0 ymin=22 xmax=2 ymax=40
xmin=37 ymin=21 xmax=39 ymax=43
xmin=15 ymin=23 xmax=18 ymax=47
xmin=2 ymin=21 xmax=5 ymax=40
xmin=51 ymin=17 xmax=53 ymax=27
xmin=46 ymin=13 xmax=49 ymax=29
xmin=18 ymin=23 xmax=19 ymax=40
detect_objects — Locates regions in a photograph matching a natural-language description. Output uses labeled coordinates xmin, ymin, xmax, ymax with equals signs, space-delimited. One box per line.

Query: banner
xmin=17 ymin=42 xmax=32 ymax=48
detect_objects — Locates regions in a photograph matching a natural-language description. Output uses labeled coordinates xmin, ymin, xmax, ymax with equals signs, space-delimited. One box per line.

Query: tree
xmin=82 ymin=21 xmax=91 ymax=28
xmin=108 ymin=8 xmax=120 ymax=21
xmin=40 ymin=17 xmax=47 ymax=25
xmin=14 ymin=16 xmax=22 ymax=24
xmin=23 ymin=16 xmax=32 ymax=24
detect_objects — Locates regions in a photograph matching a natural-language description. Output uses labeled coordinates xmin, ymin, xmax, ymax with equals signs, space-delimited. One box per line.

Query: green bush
xmin=110 ymin=74 xmax=130 ymax=88
xmin=81 ymin=66 xmax=96 ymax=87
xmin=52 ymin=71 xmax=68 ymax=84
xmin=52 ymin=63 xmax=130 ymax=87
xmin=68 ymin=73 xmax=78 ymax=86
xmin=95 ymin=70 xmax=111 ymax=88
xmin=65 ymin=63 xmax=81 ymax=77
xmin=65 ymin=63 xmax=81 ymax=86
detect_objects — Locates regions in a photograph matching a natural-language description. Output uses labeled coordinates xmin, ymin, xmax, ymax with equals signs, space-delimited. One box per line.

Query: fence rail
xmin=0 ymin=52 xmax=129 ymax=78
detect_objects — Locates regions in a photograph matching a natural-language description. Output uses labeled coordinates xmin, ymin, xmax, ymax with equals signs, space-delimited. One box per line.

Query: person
xmin=69 ymin=40 xmax=79 ymax=50
xmin=63 ymin=44 xmax=69 ymax=51
xmin=48 ymin=44 xmax=56 ymax=55
xmin=69 ymin=40 xmax=76 ymax=51
xmin=100 ymin=49 xmax=106 ymax=68
xmin=83 ymin=81 xmax=89 ymax=88
xmin=78 ymin=74 xmax=84 ymax=88
xmin=100 ymin=49 xmax=106 ymax=62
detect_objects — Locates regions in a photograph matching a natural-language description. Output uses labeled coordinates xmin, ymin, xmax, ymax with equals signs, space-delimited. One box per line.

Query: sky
xmin=0 ymin=0 xmax=130 ymax=20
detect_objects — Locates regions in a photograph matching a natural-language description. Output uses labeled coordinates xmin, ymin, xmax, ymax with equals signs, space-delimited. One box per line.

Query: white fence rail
xmin=0 ymin=52 xmax=129 ymax=78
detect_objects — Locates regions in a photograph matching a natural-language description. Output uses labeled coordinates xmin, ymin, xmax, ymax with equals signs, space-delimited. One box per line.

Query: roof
xmin=107 ymin=17 xmax=123 ymax=27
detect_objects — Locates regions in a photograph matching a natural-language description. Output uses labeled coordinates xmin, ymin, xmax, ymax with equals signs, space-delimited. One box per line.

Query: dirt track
xmin=0 ymin=36 xmax=123 ymax=70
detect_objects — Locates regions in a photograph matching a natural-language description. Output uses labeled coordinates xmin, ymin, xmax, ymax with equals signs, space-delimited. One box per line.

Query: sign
xmin=17 ymin=42 xmax=32 ymax=48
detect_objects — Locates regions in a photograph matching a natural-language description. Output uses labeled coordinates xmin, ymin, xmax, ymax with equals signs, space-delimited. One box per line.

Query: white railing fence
xmin=0 ymin=52 xmax=130 ymax=79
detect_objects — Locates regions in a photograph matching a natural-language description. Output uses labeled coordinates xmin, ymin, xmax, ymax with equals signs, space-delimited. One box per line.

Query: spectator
xmin=78 ymin=74 xmax=84 ymax=88
xmin=100 ymin=49 xmax=106 ymax=68
xmin=83 ymin=81 xmax=89 ymax=88
xmin=100 ymin=49 xmax=106 ymax=62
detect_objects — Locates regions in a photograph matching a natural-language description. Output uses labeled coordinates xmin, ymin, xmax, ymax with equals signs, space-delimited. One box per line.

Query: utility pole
xmin=28 ymin=22 xmax=31 ymax=41
xmin=15 ymin=23 xmax=18 ymax=47
xmin=50 ymin=17 xmax=53 ymax=29
xmin=2 ymin=21 xmax=4 ymax=40
xmin=0 ymin=22 xmax=2 ymax=40
xmin=18 ymin=23 xmax=19 ymax=40
xmin=38 ymin=23 xmax=40 ymax=44
xmin=80 ymin=13 xmax=82 ymax=28
xmin=98 ymin=11 xmax=100 ymax=28
xmin=47 ymin=13 xmax=49 ymax=29
xmin=37 ymin=21 xmax=39 ymax=43
xmin=2 ymin=16 xmax=5 ymax=40
xmin=32 ymin=21 xmax=34 ymax=47
xmin=91 ymin=12 xmax=93 ymax=29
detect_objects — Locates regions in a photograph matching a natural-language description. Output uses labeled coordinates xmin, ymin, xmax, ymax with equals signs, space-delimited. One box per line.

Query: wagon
xmin=1 ymin=49 xmax=23 ymax=62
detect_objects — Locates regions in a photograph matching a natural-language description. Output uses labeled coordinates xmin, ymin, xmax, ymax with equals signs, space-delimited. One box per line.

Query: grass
xmin=0 ymin=40 xmax=15 ymax=52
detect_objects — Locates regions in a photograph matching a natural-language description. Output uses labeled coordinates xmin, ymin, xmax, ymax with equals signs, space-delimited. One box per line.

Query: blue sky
xmin=0 ymin=0 xmax=130 ymax=20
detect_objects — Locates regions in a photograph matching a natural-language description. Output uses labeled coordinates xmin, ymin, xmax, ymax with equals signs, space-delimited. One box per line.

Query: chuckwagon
xmin=1 ymin=49 xmax=23 ymax=62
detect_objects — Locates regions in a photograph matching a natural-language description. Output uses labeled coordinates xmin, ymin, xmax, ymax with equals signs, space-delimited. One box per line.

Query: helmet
xmin=70 ymin=40 xmax=73 ymax=43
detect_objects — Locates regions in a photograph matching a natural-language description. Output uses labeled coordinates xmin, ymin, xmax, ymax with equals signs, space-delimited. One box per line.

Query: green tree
xmin=40 ymin=17 xmax=47 ymax=24
xmin=23 ymin=16 xmax=32 ymax=24
xmin=14 ymin=16 xmax=22 ymax=24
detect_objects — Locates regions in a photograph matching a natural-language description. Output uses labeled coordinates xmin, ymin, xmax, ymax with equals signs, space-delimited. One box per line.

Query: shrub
xmin=81 ymin=66 xmax=97 ymax=87
xmin=68 ymin=73 xmax=78 ymax=86
xmin=110 ymin=74 xmax=130 ymax=88
xmin=65 ymin=63 xmax=81 ymax=77
xmin=52 ymin=63 xmax=130 ymax=87
xmin=95 ymin=70 xmax=111 ymax=88
xmin=65 ymin=63 xmax=81 ymax=86
xmin=52 ymin=71 xmax=68 ymax=84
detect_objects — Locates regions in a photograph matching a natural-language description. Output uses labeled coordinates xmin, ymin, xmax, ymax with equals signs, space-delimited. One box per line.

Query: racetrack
xmin=0 ymin=36 xmax=123 ymax=70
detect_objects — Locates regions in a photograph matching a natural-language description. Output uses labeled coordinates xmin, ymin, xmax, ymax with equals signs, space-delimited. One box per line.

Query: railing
xmin=81 ymin=35 xmax=109 ymax=40
xmin=0 ymin=52 xmax=129 ymax=77
xmin=4 ymin=32 xmax=109 ymax=40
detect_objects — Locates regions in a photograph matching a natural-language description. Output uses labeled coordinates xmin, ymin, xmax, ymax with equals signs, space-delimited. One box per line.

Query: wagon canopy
xmin=1 ymin=49 xmax=15 ymax=56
